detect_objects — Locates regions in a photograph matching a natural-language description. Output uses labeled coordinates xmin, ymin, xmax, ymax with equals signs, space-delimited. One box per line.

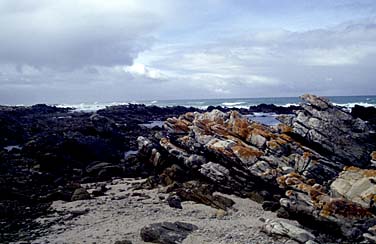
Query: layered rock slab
xmin=278 ymin=94 xmax=376 ymax=167
xmin=137 ymin=94 xmax=376 ymax=242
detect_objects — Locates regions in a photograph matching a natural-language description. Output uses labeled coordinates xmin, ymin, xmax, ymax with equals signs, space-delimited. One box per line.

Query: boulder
xmin=175 ymin=181 xmax=234 ymax=210
xmin=330 ymin=166 xmax=376 ymax=209
xmin=261 ymin=218 xmax=316 ymax=243
xmin=167 ymin=194 xmax=182 ymax=209
xmin=114 ymin=240 xmax=132 ymax=244
xmin=91 ymin=184 xmax=108 ymax=197
xmin=85 ymin=161 xmax=122 ymax=178
xmin=140 ymin=221 xmax=198 ymax=244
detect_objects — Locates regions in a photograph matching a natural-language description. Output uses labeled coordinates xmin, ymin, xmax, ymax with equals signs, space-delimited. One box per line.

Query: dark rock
xmin=175 ymin=181 xmax=234 ymax=210
xmin=71 ymin=188 xmax=91 ymax=201
xmin=92 ymin=184 xmax=108 ymax=197
xmin=248 ymin=103 xmax=300 ymax=114
xmin=114 ymin=240 xmax=132 ymax=244
xmin=0 ymin=103 xmax=202 ymax=242
xmin=167 ymin=195 xmax=182 ymax=209
xmin=351 ymin=105 xmax=376 ymax=126
xmin=86 ymin=162 xmax=115 ymax=175
xmin=262 ymin=201 xmax=280 ymax=212
xmin=140 ymin=221 xmax=198 ymax=244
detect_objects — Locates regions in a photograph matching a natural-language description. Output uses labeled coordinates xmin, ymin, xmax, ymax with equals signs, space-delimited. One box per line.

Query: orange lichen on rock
xmin=319 ymin=198 xmax=373 ymax=219
xmin=266 ymin=140 xmax=280 ymax=150
xmin=178 ymin=135 xmax=192 ymax=146
xmin=173 ymin=119 xmax=191 ymax=132
xmin=279 ymin=133 xmax=293 ymax=142
xmin=160 ymin=137 xmax=187 ymax=153
xmin=303 ymin=151 xmax=312 ymax=160
xmin=250 ymin=128 xmax=273 ymax=140
xmin=277 ymin=172 xmax=306 ymax=188
xmin=343 ymin=165 xmax=376 ymax=178
xmin=231 ymin=144 xmax=264 ymax=160
xmin=208 ymin=123 xmax=226 ymax=134
xmin=278 ymin=124 xmax=293 ymax=133
xmin=365 ymin=193 xmax=376 ymax=202
xmin=183 ymin=112 xmax=196 ymax=122
xmin=266 ymin=138 xmax=288 ymax=150
xmin=206 ymin=140 xmax=234 ymax=158
xmin=227 ymin=117 xmax=252 ymax=140
xmin=195 ymin=119 xmax=217 ymax=134
xmin=371 ymin=151 xmax=376 ymax=161
xmin=279 ymin=171 xmax=374 ymax=220
xmin=275 ymin=138 xmax=288 ymax=145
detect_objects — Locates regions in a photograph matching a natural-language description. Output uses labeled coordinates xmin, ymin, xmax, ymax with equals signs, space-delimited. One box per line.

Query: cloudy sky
xmin=0 ymin=0 xmax=376 ymax=104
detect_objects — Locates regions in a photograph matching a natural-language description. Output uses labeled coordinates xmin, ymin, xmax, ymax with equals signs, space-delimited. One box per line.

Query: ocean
xmin=56 ymin=95 xmax=376 ymax=112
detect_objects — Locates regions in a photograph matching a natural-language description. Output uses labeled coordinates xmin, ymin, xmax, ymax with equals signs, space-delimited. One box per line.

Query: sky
xmin=0 ymin=0 xmax=376 ymax=104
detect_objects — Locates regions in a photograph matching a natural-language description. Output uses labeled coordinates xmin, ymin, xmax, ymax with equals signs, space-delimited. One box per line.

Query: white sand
xmin=28 ymin=178 xmax=286 ymax=244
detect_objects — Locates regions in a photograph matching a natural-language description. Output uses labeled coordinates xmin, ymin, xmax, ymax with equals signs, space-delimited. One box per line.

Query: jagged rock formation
xmin=278 ymin=94 xmax=376 ymax=167
xmin=277 ymin=172 xmax=376 ymax=240
xmin=137 ymin=94 xmax=376 ymax=242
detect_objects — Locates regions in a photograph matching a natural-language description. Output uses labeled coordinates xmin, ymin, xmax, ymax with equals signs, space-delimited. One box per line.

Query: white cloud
xmin=300 ymin=46 xmax=376 ymax=66
xmin=124 ymin=63 xmax=167 ymax=80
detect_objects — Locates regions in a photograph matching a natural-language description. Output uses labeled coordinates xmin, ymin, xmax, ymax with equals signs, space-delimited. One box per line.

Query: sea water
xmin=56 ymin=95 xmax=376 ymax=112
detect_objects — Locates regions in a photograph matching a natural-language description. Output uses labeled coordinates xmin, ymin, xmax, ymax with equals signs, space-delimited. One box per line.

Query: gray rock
xmin=363 ymin=233 xmax=376 ymax=243
xmin=330 ymin=166 xmax=376 ymax=209
xmin=304 ymin=240 xmax=319 ymax=244
xmin=262 ymin=219 xmax=315 ymax=243
xmin=284 ymin=240 xmax=300 ymax=244
xmin=279 ymin=94 xmax=376 ymax=167
xmin=140 ymin=221 xmax=198 ymax=244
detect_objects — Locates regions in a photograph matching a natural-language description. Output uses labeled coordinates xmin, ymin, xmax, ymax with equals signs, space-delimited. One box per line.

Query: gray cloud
xmin=0 ymin=1 xmax=375 ymax=104
xmin=0 ymin=1 xmax=159 ymax=69
xmin=136 ymin=19 xmax=376 ymax=98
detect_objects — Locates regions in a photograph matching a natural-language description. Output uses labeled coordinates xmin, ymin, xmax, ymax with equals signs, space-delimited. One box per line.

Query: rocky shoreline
xmin=1 ymin=95 xmax=376 ymax=243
